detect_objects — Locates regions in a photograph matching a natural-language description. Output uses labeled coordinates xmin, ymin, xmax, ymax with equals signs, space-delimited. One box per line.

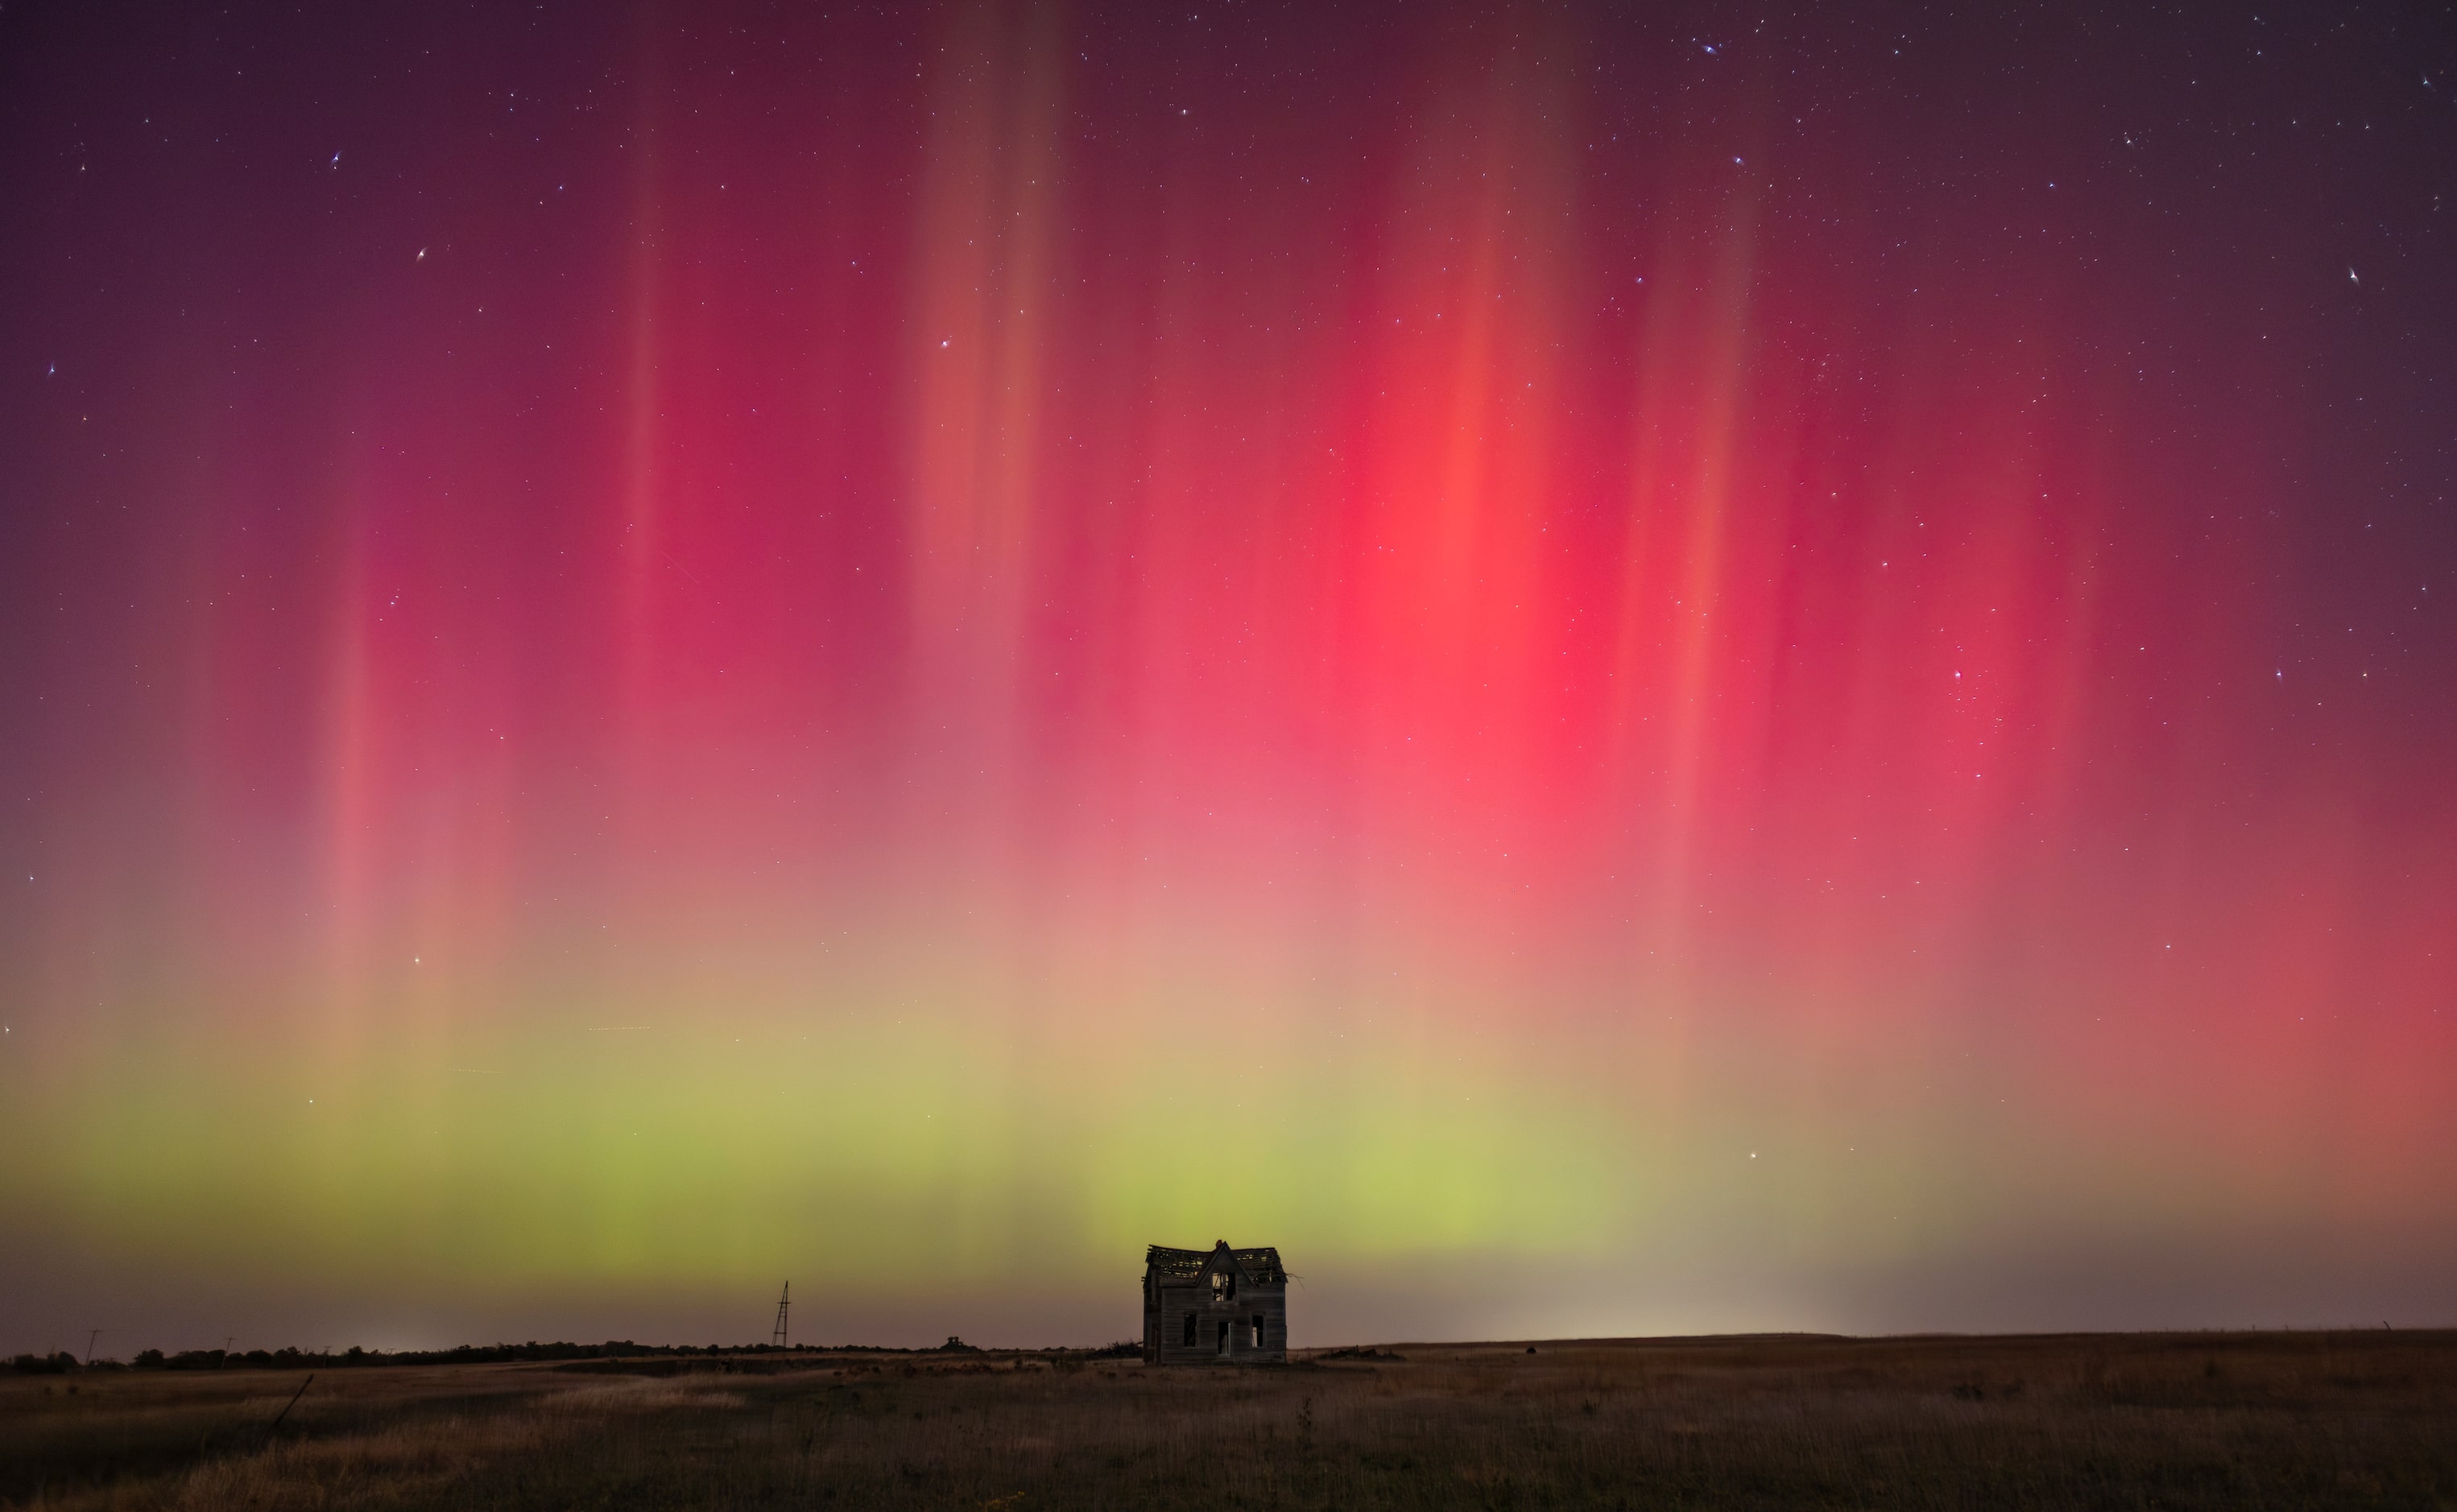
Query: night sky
xmin=3 ymin=0 xmax=2454 ymax=1356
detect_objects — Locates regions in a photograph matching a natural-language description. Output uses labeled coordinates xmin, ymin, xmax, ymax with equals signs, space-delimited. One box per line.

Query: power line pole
xmin=771 ymin=1281 xmax=790 ymax=1349
xmin=85 ymin=1329 xmax=101 ymax=1366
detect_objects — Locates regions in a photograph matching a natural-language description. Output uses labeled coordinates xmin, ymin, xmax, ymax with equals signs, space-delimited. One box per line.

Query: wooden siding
xmin=1148 ymin=1284 xmax=1288 ymax=1365
xmin=1143 ymin=1241 xmax=1289 ymax=1365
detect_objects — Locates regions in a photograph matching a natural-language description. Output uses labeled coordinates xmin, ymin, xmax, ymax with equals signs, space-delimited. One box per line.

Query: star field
xmin=1 ymin=0 xmax=2453 ymax=1352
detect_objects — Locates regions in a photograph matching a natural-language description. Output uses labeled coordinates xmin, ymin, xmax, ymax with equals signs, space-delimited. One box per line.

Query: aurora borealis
xmin=4 ymin=2 xmax=2454 ymax=1354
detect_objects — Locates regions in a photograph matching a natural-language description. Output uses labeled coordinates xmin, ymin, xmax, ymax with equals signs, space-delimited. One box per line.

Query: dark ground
xmin=6 ymin=1329 xmax=2455 ymax=1509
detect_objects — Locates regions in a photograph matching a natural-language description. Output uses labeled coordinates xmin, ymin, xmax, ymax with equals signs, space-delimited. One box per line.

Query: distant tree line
xmin=9 ymin=1338 xmax=1141 ymax=1373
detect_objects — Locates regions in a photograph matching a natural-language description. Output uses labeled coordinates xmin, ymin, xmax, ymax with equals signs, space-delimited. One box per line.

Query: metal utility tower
xmin=771 ymin=1281 xmax=791 ymax=1348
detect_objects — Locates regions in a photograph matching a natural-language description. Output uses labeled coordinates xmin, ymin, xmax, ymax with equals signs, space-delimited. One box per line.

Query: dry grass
xmin=6 ymin=1330 xmax=2454 ymax=1509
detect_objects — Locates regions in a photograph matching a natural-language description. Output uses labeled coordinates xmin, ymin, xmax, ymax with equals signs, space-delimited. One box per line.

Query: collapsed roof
xmin=1145 ymin=1242 xmax=1287 ymax=1286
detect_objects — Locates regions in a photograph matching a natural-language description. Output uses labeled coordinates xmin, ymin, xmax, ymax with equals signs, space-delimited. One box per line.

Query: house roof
xmin=1146 ymin=1241 xmax=1287 ymax=1285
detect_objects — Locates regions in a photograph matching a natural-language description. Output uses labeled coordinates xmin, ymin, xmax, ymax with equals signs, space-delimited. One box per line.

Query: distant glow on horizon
xmin=2 ymin=2 xmax=2454 ymax=1349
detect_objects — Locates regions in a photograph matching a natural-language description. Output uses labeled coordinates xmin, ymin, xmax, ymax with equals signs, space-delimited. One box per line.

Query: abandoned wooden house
xmin=1143 ymin=1241 xmax=1288 ymax=1365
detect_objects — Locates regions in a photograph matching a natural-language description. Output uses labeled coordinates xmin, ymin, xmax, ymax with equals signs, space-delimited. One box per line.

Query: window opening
xmin=1251 ymin=1314 xmax=1265 ymax=1348
xmin=1216 ymin=1320 xmax=1230 ymax=1353
xmin=1182 ymin=1313 xmax=1197 ymax=1348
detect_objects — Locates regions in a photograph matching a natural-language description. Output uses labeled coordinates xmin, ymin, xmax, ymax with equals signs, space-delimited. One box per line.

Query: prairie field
xmin=5 ymin=1330 xmax=2454 ymax=1510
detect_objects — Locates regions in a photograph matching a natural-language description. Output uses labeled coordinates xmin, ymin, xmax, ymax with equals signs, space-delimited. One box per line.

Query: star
xmin=2347 ymin=266 xmax=2359 ymax=283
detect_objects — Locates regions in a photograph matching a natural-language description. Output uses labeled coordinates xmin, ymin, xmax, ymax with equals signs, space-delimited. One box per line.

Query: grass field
xmin=5 ymin=1330 xmax=2453 ymax=1509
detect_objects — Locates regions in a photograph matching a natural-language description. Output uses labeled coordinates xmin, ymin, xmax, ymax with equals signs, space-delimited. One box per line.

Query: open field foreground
xmin=6 ymin=1331 xmax=2455 ymax=1510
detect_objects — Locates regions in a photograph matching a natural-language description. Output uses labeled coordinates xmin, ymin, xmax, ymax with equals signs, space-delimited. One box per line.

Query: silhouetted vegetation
xmin=3 ymin=1354 xmax=86 ymax=1376
xmin=8 ymin=1339 xmax=966 ymax=1376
